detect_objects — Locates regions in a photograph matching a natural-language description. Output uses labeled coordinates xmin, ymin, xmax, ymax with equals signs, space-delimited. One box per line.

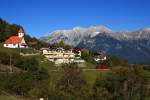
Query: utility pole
xmin=9 ymin=54 xmax=12 ymax=73
xmin=19 ymin=45 xmax=21 ymax=54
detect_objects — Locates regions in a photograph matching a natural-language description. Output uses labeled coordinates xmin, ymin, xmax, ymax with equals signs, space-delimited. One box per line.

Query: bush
xmin=56 ymin=64 xmax=91 ymax=100
xmin=81 ymin=49 xmax=94 ymax=64
xmin=0 ymin=67 xmax=50 ymax=97
xmin=93 ymin=67 xmax=149 ymax=100
xmin=106 ymin=56 xmax=128 ymax=67
xmin=3 ymin=72 xmax=35 ymax=95
xmin=15 ymin=56 xmax=39 ymax=71
xmin=29 ymin=67 xmax=50 ymax=99
xmin=0 ymin=51 xmax=10 ymax=65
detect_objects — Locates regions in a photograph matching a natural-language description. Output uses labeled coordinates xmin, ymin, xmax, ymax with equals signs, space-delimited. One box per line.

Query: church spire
xmin=18 ymin=28 xmax=24 ymax=38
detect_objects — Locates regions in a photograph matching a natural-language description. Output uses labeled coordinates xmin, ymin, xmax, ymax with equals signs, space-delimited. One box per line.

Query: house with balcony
xmin=41 ymin=48 xmax=85 ymax=64
xmin=94 ymin=52 xmax=107 ymax=64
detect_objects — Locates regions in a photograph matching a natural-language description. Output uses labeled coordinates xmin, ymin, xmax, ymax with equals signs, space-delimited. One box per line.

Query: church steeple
xmin=18 ymin=28 xmax=24 ymax=38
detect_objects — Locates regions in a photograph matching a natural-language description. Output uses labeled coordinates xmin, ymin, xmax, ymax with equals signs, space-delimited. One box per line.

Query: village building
xmin=41 ymin=48 xmax=85 ymax=65
xmin=93 ymin=52 xmax=109 ymax=70
xmin=94 ymin=52 xmax=107 ymax=63
xmin=3 ymin=28 xmax=27 ymax=48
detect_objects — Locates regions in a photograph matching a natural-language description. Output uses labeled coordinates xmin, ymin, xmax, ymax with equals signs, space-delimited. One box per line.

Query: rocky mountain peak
xmin=41 ymin=25 xmax=112 ymax=46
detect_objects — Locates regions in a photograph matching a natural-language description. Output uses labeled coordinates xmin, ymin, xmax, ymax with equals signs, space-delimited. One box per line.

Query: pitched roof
xmin=18 ymin=28 xmax=24 ymax=33
xmin=4 ymin=36 xmax=22 ymax=44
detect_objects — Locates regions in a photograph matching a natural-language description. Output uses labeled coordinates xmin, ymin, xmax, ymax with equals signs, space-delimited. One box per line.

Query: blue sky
xmin=0 ymin=0 xmax=150 ymax=37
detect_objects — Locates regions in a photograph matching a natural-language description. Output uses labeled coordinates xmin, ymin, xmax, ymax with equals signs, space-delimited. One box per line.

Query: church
xmin=3 ymin=28 xmax=27 ymax=48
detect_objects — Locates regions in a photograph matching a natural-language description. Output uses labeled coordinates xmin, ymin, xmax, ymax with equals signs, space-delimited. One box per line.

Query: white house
xmin=3 ymin=28 xmax=27 ymax=48
xmin=94 ymin=52 xmax=107 ymax=63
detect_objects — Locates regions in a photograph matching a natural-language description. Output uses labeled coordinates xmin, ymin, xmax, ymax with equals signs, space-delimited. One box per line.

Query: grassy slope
xmin=0 ymin=95 xmax=28 ymax=100
xmin=0 ymin=95 xmax=16 ymax=100
xmin=1 ymin=44 xmax=150 ymax=99
xmin=82 ymin=70 xmax=110 ymax=86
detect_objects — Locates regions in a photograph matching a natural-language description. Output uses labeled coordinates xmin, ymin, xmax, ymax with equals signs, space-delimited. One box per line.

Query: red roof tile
xmin=4 ymin=36 xmax=22 ymax=44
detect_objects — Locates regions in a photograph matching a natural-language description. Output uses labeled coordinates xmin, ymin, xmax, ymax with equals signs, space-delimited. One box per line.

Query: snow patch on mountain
xmin=41 ymin=25 xmax=112 ymax=46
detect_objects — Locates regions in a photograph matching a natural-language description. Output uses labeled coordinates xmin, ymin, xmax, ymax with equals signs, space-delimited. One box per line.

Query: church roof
xmin=18 ymin=28 xmax=24 ymax=33
xmin=4 ymin=36 xmax=22 ymax=44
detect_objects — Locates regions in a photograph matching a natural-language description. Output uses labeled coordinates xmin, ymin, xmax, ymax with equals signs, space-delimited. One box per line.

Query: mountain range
xmin=40 ymin=26 xmax=150 ymax=64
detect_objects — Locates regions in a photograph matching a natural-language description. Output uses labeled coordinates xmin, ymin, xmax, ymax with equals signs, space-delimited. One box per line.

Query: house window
xmin=13 ymin=44 xmax=16 ymax=46
xmin=6 ymin=44 xmax=8 ymax=46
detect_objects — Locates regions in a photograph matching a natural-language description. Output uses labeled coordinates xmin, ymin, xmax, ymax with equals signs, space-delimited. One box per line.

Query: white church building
xmin=3 ymin=28 xmax=27 ymax=48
